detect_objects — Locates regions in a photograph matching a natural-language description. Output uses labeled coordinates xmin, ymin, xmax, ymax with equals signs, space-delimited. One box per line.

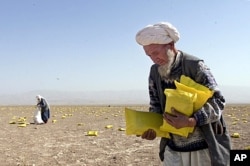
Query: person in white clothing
xmin=35 ymin=95 xmax=50 ymax=124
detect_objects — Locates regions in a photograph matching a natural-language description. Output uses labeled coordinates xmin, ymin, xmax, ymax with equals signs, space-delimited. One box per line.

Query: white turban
xmin=36 ymin=95 xmax=42 ymax=100
xmin=135 ymin=22 xmax=180 ymax=46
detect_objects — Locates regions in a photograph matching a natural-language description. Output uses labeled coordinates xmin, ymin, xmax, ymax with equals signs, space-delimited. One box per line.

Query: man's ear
xmin=169 ymin=42 xmax=174 ymax=48
xmin=169 ymin=42 xmax=177 ymax=53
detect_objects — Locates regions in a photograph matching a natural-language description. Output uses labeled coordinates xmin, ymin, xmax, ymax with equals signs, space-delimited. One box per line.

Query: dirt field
xmin=0 ymin=104 xmax=249 ymax=166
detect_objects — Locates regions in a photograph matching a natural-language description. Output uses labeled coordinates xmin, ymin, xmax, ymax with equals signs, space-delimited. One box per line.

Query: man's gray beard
xmin=158 ymin=49 xmax=175 ymax=79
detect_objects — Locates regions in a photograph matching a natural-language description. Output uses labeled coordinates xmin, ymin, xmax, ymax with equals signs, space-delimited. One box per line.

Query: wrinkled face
xmin=143 ymin=44 xmax=172 ymax=65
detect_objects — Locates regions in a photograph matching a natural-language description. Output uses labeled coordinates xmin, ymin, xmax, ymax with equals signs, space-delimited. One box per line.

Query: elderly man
xmin=135 ymin=22 xmax=231 ymax=166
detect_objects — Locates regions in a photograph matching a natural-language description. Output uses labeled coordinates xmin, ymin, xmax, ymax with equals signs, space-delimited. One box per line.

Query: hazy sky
xmin=1 ymin=0 xmax=250 ymax=95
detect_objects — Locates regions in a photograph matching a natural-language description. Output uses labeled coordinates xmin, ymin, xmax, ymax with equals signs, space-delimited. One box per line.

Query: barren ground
xmin=0 ymin=104 xmax=249 ymax=166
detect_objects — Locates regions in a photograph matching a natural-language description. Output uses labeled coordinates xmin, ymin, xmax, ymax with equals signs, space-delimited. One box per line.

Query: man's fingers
xmin=171 ymin=107 xmax=185 ymax=116
xmin=141 ymin=129 xmax=156 ymax=140
xmin=147 ymin=129 xmax=156 ymax=140
xmin=164 ymin=112 xmax=175 ymax=123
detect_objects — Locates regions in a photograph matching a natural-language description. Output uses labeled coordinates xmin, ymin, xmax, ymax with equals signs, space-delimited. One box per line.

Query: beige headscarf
xmin=135 ymin=22 xmax=180 ymax=46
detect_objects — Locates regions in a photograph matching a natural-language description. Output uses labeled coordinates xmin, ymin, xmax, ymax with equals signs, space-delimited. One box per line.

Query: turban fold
xmin=136 ymin=22 xmax=180 ymax=46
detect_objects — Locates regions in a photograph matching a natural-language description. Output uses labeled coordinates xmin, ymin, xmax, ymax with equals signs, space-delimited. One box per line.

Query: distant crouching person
xmin=36 ymin=95 xmax=50 ymax=123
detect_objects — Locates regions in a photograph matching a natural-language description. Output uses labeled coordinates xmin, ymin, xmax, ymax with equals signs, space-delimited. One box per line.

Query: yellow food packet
xmin=125 ymin=108 xmax=169 ymax=138
xmin=87 ymin=131 xmax=98 ymax=136
xmin=118 ymin=128 xmax=126 ymax=131
xmin=164 ymin=89 xmax=196 ymax=116
xmin=160 ymin=75 xmax=214 ymax=137
xmin=175 ymin=75 xmax=214 ymax=111
xmin=160 ymin=89 xmax=196 ymax=137
xmin=105 ymin=125 xmax=113 ymax=129
xmin=18 ymin=123 xmax=27 ymax=127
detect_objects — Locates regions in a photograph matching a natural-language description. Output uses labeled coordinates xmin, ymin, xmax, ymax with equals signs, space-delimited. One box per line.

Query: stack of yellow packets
xmin=125 ymin=75 xmax=214 ymax=138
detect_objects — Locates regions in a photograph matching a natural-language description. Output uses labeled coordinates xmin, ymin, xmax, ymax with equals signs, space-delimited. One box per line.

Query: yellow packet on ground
xmin=87 ymin=131 xmax=98 ymax=136
xmin=160 ymin=89 xmax=196 ymax=137
xmin=125 ymin=108 xmax=169 ymax=138
xmin=18 ymin=123 xmax=27 ymax=127
xmin=105 ymin=125 xmax=113 ymax=129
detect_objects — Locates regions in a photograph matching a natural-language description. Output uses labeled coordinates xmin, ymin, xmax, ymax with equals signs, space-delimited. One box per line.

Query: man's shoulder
xmin=150 ymin=63 xmax=159 ymax=70
xmin=180 ymin=51 xmax=202 ymax=61
xmin=180 ymin=51 xmax=204 ymax=77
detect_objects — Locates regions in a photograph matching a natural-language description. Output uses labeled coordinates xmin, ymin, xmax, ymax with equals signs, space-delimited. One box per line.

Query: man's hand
xmin=141 ymin=129 xmax=156 ymax=140
xmin=163 ymin=107 xmax=196 ymax=129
